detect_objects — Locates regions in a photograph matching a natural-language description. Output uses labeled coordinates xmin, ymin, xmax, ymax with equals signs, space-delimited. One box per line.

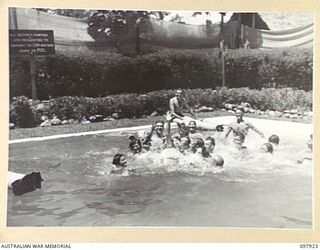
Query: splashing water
xmin=7 ymin=118 xmax=312 ymax=227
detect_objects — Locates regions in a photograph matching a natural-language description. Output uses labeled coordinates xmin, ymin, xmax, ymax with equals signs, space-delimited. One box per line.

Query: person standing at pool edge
xmin=225 ymin=109 xmax=265 ymax=148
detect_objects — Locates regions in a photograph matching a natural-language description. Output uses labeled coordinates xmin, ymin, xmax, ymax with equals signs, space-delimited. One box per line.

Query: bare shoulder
xmin=244 ymin=121 xmax=254 ymax=127
xmin=170 ymin=96 xmax=177 ymax=103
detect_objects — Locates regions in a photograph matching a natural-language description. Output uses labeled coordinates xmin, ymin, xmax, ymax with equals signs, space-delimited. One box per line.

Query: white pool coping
xmin=9 ymin=116 xmax=312 ymax=144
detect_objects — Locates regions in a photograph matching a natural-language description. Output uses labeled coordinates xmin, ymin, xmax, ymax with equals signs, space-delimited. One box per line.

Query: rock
xmin=81 ymin=120 xmax=91 ymax=124
xmin=241 ymin=102 xmax=251 ymax=108
xmin=228 ymin=110 xmax=234 ymax=113
xmin=150 ymin=111 xmax=158 ymax=117
xmin=290 ymin=109 xmax=299 ymax=114
xmin=68 ymin=119 xmax=77 ymax=124
xmin=259 ymin=111 xmax=265 ymax=115
xmin=268 ymin=111 xmax=276 ymax=116
xmin=237 ymin=105 xmax=244 ymax=111
xmin=36 ymin=103 xmax=46 ymax=111
xmin=61 ymin=120 xmax=69 ymax=125
xmin=40 ymin=120 xmax=51 ymax=127
xmin=89 ymin=115 xmax=103 ymax=123
xmin=274 ymin=111 xmax=283 ymax=117
xmin=225 ymin=103 xmax=233 ymax=110
xmin=197 ymin=106 xmax=214 ymax=112
xmin=289 ymin=114 xmax=299 ymax=119
xmin=103 ymin=117 xmax=115 ymax=122
xmin=41 ymin=115 xmax=48 ymax=121
xmin=243 ymin=107 xmax=249 ymax=113
xmin=112 ymin=113 xmax=119 ymax=119
xmin=248 ymin=108 xmax=255 ymax=113
xmin=307 ymin=111 xmax=313 ymax=117
xmin=9 ymin=123 xmax=15 ymax=129
xmin=221 ymin=109 xmax=226 ymax=112
xmin=283 ymin=113 xmax=290 ymax=118
xmin=50 ymin=116 xmax=61 ymax=126
xmin=283 ymin=110 xmax=290 ymax=114
xmin=303 ymin=115 xmax=310 ymax=120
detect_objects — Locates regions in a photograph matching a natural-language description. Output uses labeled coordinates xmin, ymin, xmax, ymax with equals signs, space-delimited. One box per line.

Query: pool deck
xmin=9 ymin=116 xmax=313 ymax=144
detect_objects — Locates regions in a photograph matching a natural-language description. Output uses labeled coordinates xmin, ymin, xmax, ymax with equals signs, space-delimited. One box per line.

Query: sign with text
xmin=9 ymin=30 xmax=55 ymax=56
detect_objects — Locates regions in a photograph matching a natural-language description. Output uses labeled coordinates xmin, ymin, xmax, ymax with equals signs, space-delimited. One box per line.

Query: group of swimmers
xmin=111 ymin=89 xmax=297 ymax=172
xmin=8 ymin=89 xmax=312 ymax=195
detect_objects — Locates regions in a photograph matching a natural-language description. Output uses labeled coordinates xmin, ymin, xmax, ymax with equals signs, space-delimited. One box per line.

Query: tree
xmin=87 ymin=10 xmax=169 ymax=54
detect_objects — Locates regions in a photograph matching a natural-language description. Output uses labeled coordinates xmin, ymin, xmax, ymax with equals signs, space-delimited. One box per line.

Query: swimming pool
xmin=7 ymin=117 xmax=313 ymax=228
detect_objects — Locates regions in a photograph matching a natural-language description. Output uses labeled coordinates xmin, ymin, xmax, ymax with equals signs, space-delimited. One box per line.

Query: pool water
xmin=7 ymin=117 xmax=313 ymax=228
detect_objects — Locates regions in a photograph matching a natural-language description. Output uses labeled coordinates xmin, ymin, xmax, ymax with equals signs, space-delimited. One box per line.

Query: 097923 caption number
xmin=300 ymin=244 xmax=319 ymax=248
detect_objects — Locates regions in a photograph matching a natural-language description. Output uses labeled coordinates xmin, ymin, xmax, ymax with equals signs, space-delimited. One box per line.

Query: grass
xmin=9 ymin=110 xmax=312 ymax=140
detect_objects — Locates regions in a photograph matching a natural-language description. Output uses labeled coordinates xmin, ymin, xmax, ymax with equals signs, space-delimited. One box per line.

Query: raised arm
xmin=142 ymin=124 xmax=155 ymax=145
xmin=248 ymin=123 xmax=265 ymax=138
xmin=166 ymin=120 xmax=174 ymax=148
xmin=224 ymin=126 xmax=232 ymax=138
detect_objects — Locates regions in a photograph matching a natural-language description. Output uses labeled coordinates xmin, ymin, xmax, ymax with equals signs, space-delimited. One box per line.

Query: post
xmin=220 ymin=12 xmax=226 ymax=34
xmin=136 ymin=18 xmax=141 ymax=54
xmin=220 ymin=40 xmax=226 ymax=88
xmin=252 ymin=13 xmax=256 ymax=28
xmin=29 ymin=56 xmax=37 ymax=100
xmin=240 ymin=24 xmax=244 ymax=47
xmin=219 ymin=12 xmax=226 ymax=88
xmin=9 ymin=7 xmax=19 ymax=29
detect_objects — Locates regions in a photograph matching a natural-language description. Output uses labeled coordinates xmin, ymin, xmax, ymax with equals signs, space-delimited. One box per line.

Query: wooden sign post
xmin=9 ymin=30 xmax=55 ymax=100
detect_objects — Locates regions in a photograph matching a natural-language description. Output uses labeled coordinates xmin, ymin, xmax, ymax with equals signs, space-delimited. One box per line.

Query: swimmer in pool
xmin=179 ymin=136 xmax=191 ymax=153
xmin=297 ymin=134 xmax=312 ymax=164
xmin=188 ymin=121 xmax=204 ymax=140
xmin=268 ymin=134 xmax=280 ymax=146
xmin=171 ymin=122 xmax=189 ymax=141
xmin=211 ymin=154 xmax=224 ymax=168
xmin=128 ymin=135 xmax=142 ymax=154
xmin=259 ymin=142 xmax=274 ymax=154
xmin=190 ymin=138 xmax=206 ymax=155
xmin=225 ymin=109 xmax=265 ymax=148
xmin=8 ymin=171 xmax=43 ymax=195
xmin=111 ymin=153 xmax=128 ymax=174
xmin=142 ymin=120 xmax=167 ymax=151
xmin=204 ymin=136 xmax=215 ymax=155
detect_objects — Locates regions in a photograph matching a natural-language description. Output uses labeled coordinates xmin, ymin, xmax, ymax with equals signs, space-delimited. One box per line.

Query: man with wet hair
xmin=268 ymin=134 xmax=280 ymax=146
xmin=225 ymin=108 xmax=265 ymax=148
xmin=143 ymin=120 xmax=167 ymax=151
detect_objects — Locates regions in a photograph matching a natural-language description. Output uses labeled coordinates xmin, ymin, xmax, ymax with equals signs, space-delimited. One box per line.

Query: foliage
xmin=87 ymin=10 xmax=169 ymax=53
xmin=10 ymin=47 xmax=312 ymax=99
xmin=10 ymin=96 xmax=36 ymax=128
xmin=10 ymin=88 xmax=312 ymax=128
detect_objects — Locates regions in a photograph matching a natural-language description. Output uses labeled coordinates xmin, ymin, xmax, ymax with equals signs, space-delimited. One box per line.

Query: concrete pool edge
xmin=9 ymin=116 xmax=313 ymax=144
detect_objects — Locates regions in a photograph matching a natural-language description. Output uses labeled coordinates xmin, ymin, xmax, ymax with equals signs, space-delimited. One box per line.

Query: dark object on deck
xmin=12 ymin=172 xmax=43 ymax=195
xmin=216 ymin=125 xmax=224 ymax=132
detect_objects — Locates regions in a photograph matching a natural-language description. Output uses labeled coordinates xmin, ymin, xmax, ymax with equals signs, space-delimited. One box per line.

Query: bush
xmin=10 ymin=96 xmax=36 ymax=128
xmin=9 ymin=47 xmax=312 ymax=99
xmin=10 ymin=88 xmax=312 ymax=127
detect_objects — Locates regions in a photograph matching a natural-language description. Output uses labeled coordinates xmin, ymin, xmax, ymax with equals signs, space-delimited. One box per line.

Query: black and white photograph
xmin=7 ymin=7 xmax=314 ymax=230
